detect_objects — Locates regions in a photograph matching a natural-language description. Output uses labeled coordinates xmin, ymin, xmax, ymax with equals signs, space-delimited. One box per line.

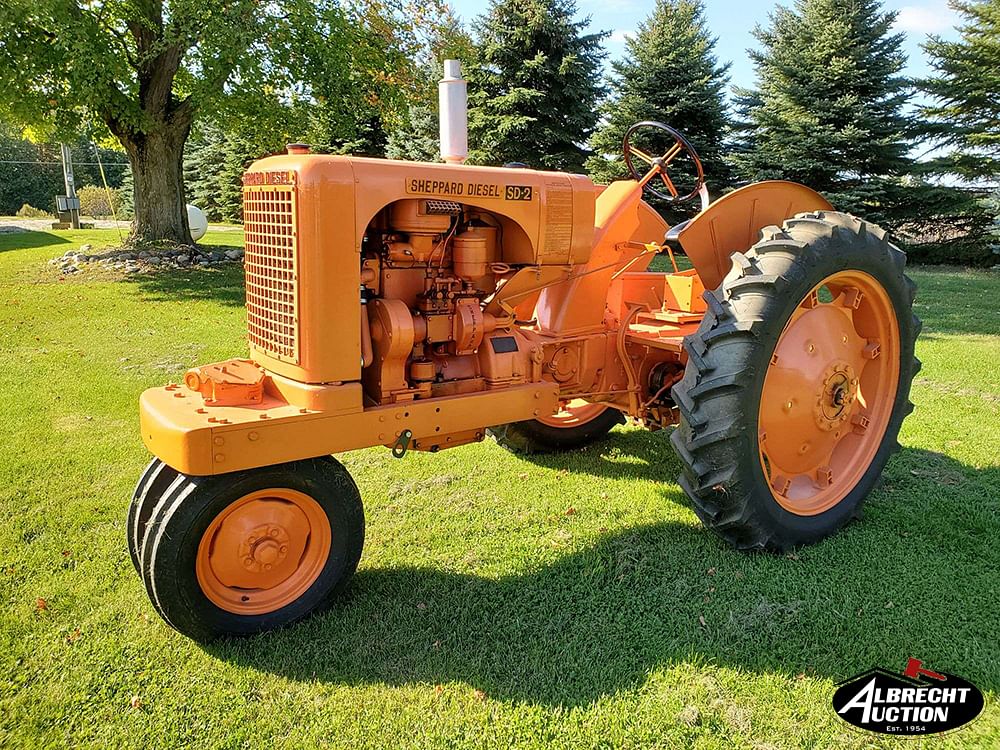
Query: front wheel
xmin=671 ymin=211 xmax=920 ymax=551
xmin=139 ymin=456 xmax=364 ymax=641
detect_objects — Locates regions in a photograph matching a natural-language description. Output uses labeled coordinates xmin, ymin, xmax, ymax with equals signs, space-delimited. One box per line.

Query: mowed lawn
xmin=0 ymin=228 xmax=997 ymax=749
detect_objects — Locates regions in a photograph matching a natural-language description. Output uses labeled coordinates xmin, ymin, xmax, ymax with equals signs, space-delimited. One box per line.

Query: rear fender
xmin=677 ymin=181 xmax=833 ymax=291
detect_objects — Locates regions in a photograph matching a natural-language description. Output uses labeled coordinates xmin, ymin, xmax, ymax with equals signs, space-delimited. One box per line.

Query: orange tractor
xmin=130 ymin=83 xmax=919 ymax=640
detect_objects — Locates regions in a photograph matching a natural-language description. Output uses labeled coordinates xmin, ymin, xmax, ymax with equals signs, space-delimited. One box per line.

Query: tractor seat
xmin=664 ymin=219 xmax=692 ymax=251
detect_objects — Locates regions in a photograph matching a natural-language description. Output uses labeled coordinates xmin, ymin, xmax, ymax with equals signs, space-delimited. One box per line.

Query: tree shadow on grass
xmin=210 ymin=446 xmax=1000 ymax=706
xmin=0 ymin=230 xmax=71 ymax=252
xmin=124 ymin=264 xmax=245 ymax=306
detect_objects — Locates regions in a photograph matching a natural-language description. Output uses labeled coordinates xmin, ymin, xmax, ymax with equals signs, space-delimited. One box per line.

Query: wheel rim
xmin=196 ymin=489 xmax=331 ymax=615
xmin=536 ymin=399 xmax=609 ymax=428
xmin=758 ymin=270 xmax=899 ymax=516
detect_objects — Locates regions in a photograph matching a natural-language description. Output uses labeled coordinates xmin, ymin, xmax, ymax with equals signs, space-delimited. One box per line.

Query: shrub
xmin=15 ymin=203 xmax=51 ymax=218
xmin=76 ymin=184 xmax=122 ymax=218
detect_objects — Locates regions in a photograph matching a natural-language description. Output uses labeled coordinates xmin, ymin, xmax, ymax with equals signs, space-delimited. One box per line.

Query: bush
xmin=15 ymin=203 xmax=51 ymax=218
xmin=76 ymin=184 xmax=122 ymax=218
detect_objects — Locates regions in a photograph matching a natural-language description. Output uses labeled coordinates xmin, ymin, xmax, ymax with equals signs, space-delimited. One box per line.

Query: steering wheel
xmin=623 ymin=121 xmax=705 ymax=203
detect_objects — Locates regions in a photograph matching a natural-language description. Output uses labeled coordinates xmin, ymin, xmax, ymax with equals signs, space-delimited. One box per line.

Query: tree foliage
xmin=386 ymin=9 xmax=476 ymax=163
xmin=468 ymin=0 xmax=605 ymax=172
xmin=732 ymin=0 xmax=913 ymax=224
xmin=587 ymin=0 xmax=732 ymax=202
xmin=922 ymin=0 xmax=1000 ymax=182
xmin=0 ymin=0 xmax=291 ymax=243
xmin=0 ymin=127 xmax=126 ymax=215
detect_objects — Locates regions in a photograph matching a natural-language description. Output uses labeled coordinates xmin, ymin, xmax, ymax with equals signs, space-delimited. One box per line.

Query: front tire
xmin=671 ymin=211 xmax=920 ymax=551
xmin=140 ymin=456 xmax=364 ymax=641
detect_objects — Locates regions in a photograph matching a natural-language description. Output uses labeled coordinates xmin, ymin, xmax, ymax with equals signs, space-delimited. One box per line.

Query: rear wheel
xmin=139 ymin=456 xmax=364 ymax=641
xmin=671 ymin=211 xmax=920 ymax=551
xmin=489 ymin=400 xmax=625 ymax=454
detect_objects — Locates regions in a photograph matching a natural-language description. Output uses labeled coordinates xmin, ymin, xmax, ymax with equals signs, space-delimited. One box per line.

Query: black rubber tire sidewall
xmin=142 ymin=457 xmax=364 ymax=642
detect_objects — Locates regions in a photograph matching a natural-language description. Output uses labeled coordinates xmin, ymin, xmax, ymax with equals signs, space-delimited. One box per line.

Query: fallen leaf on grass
xmin=565 ymin=506 xmax=577 ymax=516
xmin=66 ymin=628 xmax=81 ymax=644
xmin=472 ymin=689 xmax=487 ymax=702
xmin=416 ymin=601 xmax=427 ymax=611
xmin=698 ymin=615 xmax=707 ymax=628
xmin=129 ymin=695 xmax=142 ymax=710
xmin=35 ymin=598 xmax=47 ymax=611
xmin=706 ymin=567 xmax=717 ymax=576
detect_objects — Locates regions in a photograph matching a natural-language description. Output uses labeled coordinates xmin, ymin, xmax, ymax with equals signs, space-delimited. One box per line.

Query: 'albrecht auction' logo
xmin=832 ymin=658 xmax=984 ymax=736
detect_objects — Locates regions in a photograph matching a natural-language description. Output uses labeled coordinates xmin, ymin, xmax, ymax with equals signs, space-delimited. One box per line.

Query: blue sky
xmin=446 ymin=0 xmax=964 ymax=90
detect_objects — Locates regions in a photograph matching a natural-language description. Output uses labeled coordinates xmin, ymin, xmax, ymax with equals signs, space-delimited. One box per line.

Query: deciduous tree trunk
xmin=122 ymin=123 xmax=192 ymax=246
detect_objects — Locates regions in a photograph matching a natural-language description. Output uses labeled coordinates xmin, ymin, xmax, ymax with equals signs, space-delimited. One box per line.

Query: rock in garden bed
xmin=48 ymin=242 xmax=244 ymax=275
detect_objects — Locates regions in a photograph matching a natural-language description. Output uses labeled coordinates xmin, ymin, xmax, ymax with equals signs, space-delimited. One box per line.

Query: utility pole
xmin=57 ymin=143 xmax=81 ymax=229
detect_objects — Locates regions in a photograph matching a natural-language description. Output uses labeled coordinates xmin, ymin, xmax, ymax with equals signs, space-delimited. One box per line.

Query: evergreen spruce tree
xmin=733 ymin=0 xmax=912 ymax=224
xmin=386 ymin=63 xmax=446 ymax=162
xmin=184 ymin=123 xmax=228 ymax=222
xmin=387 ymin=10 xmax=475 ymax=162
xmin=468 ymin=0 xmax=606 ymax=171
xmin=914 ymin=0 xmax=1000 ymax=265
xmin=587 ymin=0 xmax=732 ymax=200
xmin=922 ymin=1 xmax=1000 ymax=182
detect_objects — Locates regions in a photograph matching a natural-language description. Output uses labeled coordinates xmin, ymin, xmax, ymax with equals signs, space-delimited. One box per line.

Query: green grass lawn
xmin=1 ymin=229 xmax=998 ymax=748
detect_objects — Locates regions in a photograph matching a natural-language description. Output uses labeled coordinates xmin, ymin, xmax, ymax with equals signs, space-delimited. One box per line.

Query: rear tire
xmin=140 ymin=456 xmax=364 ymax=642
xmin=489 ymin=403 xmax=625 ymax=454
xmin=671 ymin=211 xmax=920 ymax=551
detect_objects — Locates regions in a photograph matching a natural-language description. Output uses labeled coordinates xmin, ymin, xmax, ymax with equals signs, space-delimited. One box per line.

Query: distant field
xmin=1 ymin=228 xmax=997 ymax=748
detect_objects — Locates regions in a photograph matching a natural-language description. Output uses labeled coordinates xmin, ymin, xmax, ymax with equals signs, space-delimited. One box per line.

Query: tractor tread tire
xmin=488 ymin=407 xmax=625 ymax=455
xmin=670 ymin=211 xmax=920 ymax=552
xmin=127 ymin=458 xmax=181 ymax=574
xmin=139 ymin=456 xmax=364 ymax=642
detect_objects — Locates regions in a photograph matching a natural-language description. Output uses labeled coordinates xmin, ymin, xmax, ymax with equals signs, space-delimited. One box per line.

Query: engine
xmin=361 ymin=197 xmax=534 ymax=405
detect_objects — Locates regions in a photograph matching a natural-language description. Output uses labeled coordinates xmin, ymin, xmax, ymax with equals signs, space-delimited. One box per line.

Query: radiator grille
xmin=243 ymin=185 xmax=299 ymax=364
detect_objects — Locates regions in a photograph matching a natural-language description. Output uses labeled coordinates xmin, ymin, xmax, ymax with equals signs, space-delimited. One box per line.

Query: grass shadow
xmin=211 ymin=446 xmax=1000 ymax=706
xmin=0 ymin=230 xmax=71 ymax=252
xmin=124 ymin=264 xmax=245 ymax=307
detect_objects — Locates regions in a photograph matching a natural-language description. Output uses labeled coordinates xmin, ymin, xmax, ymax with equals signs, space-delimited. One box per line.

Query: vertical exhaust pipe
xmin=439 ymin=59 xmax=468 ymax=165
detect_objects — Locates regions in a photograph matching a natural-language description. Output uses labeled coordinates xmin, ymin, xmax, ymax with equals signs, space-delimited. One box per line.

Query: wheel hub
xmin=815 ymin=362 xmax=857 ymax=429
xmin=239 ymin=523 xmax=291 ymax=572
xmin=758 ymin=273 xmax=900 ymax=515
xmin=200 ymin=494 xmax=321 ymax=596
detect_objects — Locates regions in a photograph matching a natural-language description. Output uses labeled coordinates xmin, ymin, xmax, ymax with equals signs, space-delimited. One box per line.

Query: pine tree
xmin=184 ymin=123 xmax=228 ymax=222
xmin=468 ymin=0 xmax=606 ymax=172
xmin=587 ymin=0 xmax=732 ymax=200
xmin=922 ymin=1 xmax=1000 ymax=182
xmin=733 ymin=0 xmax=912 ymax=224
xmin=386 ymin=64 xmax=445 ymax=162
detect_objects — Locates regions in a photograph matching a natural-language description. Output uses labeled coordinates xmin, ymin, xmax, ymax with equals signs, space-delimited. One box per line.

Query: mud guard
xmin=677 ymin=181 xmax=833 ymax=291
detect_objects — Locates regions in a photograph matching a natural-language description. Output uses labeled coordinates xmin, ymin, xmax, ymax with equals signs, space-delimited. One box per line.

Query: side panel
xmin=677 ymin=180 xmax=833 ymax=291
